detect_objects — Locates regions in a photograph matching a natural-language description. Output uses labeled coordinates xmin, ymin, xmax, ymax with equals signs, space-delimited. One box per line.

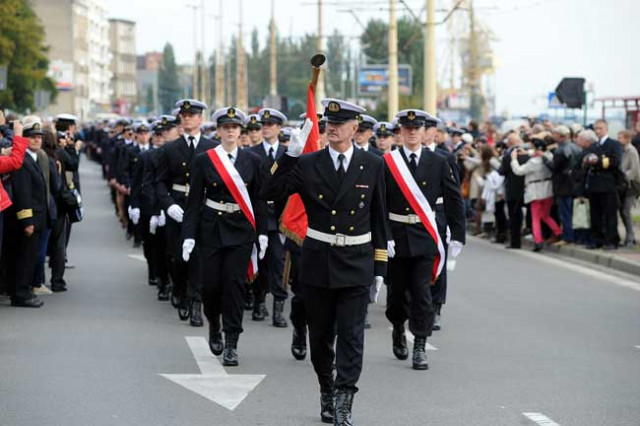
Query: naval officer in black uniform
xmin=182 ymin=106 xmax=267 ymax=366
xmin=262 ymin=98 xmax=388 ymax=426
xmin=353 ymin=114 xmax=382 ymax=156
xmin=248 ymin=107 xmax=289 ymax=326
xmin=384 ymin=109 xmax=465 ymax=370
xmin=155 ymin=99 xmax=218 ymax=326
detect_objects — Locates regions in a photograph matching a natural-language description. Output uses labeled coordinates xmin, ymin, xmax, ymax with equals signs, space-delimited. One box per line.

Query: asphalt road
xmin=1 ymin=158 xmax=639 ymax=426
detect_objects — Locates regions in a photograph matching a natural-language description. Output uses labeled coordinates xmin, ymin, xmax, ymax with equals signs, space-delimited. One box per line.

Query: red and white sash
xmin=384 ymin=149 xmax=445 ymax=281
xmin=207 ymin=145 xmax=258 ymax=281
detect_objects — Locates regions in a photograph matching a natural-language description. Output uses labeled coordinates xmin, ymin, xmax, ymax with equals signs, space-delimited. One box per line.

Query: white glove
xmin=158 ymin=210 xmax=166 ymax=227
xmin=182 ymin=239 xmax=195 ymax=262
xmin=258 ymin=234 xmax=269 ymax=260
xmin=167 ymin=204 xmax=184 ymax=223
xmin=149 ymin=215 xmax=159 ymax=235
xmin=127 ymin=205 xmax=133 ymax=219
xmin=370 ymin=276 xmax=384 ymax=304
xmin=286 ymin=118 xmax=313 ymax=158
xmin=450 ymin=240 xmax=464 ymax=258
xmin=129 ymin=207 xmax=140 ymax=225
xmin=387 ymin=240 xmax=396 ymax=259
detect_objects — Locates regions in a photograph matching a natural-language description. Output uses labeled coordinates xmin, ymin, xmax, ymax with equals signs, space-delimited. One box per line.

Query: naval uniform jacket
xmin=182 ymin=148 xmax=267 ymax=247
xmin=155 ymin=136 xmax=219 ymax=211
xmin=261 ymin=148 xmax=388 ymax=289
xmin=248 ymin=142 xmax=287 ymax=230
xmin=10 ymin=153 xmax=49 ymax=232
xmin=579 ymin=138 xmax=622 ymax=194
xmin=130 ymin=147 xmax=160 ymax=216
xmin=385 ymin=147 xmax=465 ymax=258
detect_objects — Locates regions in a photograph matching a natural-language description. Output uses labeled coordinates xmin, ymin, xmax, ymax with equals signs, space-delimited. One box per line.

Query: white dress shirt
xmin=599 ymin=135 xmax=609 ymax=146
xmin=329 ymin=144 xmax=354 ymax=172
xmin=403 ymin=145 xmax=423 ymax=166
xmin=226 ymin=146 xmax=239 ymax=165
xmin=26 ymin=149 xmax=38 ymax=162
xmin=184 ymin=133 xmax=202 ymax=149
xmin=355 ymin=142 xmax=370 ymax=152
xmin=262 ymin=140 xmax=279 ymax=158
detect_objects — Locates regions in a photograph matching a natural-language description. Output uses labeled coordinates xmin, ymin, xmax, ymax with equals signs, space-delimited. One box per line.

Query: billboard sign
xmin=358 ymin=64 xmax=412 ymax=96
xmin=47 ymin=60 xmax=74 ymax=91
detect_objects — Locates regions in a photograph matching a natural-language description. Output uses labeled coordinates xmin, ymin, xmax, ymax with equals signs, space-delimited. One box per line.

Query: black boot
xmin=392 ymin=323 xmax=409 ymax=360
xmin=412 ymin=336 xmax=429 ymax=370
xmin=243 ymin=285 xmax=254 ymax=311
xmin=190 ymin=300 xmax=204 ymax=327
xmin=291 ymin=326 xmax=307 ymax=361
xmin=432 ymin=303 xmax=442 ymax=331
xmin=177 ymin=297 xmax=190 ymax=321
xmin=252 ymin=302 xmax=265 ymax=321
xmin=334 ymin=389 xmax=355 ymax=426
xmin=222 ymin=333 xmax=239 ymax=366
xmin=157 ymin=282 xmax=171 ymax=301
xmin=272 ymin=299 xmax=288 ymax=328
xmin=208 ymin=316 xmax=223 ymax=356
xmin=320 ymin=391 xmax=334 ymax=424
xmin=148 ymin=278 xmax=158 ymax=286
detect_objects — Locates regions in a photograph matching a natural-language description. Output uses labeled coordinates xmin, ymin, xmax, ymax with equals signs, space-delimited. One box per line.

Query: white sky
xmin=105 ymin=0 xmax=640 ymax=116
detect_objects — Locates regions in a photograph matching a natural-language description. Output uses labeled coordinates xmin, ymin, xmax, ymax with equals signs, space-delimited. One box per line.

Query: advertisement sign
xmin=47 ymin=60 xmax=74 ymax=91
xmin=358 ymin=65 xmax=412 ymax=96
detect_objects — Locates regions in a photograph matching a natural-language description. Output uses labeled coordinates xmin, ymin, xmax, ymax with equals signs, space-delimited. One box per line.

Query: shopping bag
xmin=572 ymin=198 xmax=590 ymax=229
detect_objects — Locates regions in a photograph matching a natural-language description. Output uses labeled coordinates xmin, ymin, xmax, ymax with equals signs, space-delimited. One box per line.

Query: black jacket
xmin=248 ymin=142 xmax=287 ymax=231
xmin=182 ymin=148 xmax=267 ymax=246
xmin=578 ymin=138 xmax=622 ymax=194
xmin=261 ymin=148 xmax=388 ymax=288
xmin=498 ymin=148 xmax=528 ymax=202
xmin=385 ymin=148 xmax=465 ymax=258
xmin=130 ymin=147 xmax=160 ymax=215
xmin=10 ymin=153 xmax=49 ymax=231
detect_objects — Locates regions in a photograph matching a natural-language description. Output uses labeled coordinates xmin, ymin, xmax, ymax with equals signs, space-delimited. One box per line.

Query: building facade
xmin=136 ymin=52 xmax=163 ymax=116
xmin=109 ymin=19 xmax=137 ymax=116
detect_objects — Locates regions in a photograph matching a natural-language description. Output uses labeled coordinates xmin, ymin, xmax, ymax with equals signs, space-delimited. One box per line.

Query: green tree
xmin=0 ymin=0 xmax=56 ymax=112
xmin=158 ymin=43 xmax=180 ymax=113
xmin=145 ymin=85 xmax=154 ymax=114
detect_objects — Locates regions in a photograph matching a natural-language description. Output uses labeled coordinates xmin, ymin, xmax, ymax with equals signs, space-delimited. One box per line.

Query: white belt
xmin=306 ymin=228 xmax=371 ymax=247
xmin=389 ymin=212 xmax=422 ymax=224
xmin=172 ymin=183 xmax=189 ymax=194
xmin=205 ymin=199 xmax=241 ymax=213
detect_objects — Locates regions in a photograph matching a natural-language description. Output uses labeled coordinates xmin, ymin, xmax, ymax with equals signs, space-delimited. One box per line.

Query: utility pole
xmin=236 ymin=0 xmax=248 ymax=111
xmin=468 ymin=0 xmax=481 ymax=119
xmin=388 ymin=0 xmax=399 ymax=120
xmin=215 ymin=0 xmax=224 ymax=108
xmin=188 ymin=4 xmax=199 ymax=99
xmin=200 ymin=0 xmax=207 ymax=105
xmin=269 ymin=0 xmax=277 ymax=99
xmin=315 ymin=0 xmax=325 ymax=110
xmin=424 ymin=0 xmax=437 ymax=114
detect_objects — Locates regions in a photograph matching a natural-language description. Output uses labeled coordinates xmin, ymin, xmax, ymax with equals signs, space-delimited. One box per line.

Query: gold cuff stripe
xmin=17 ymin=209 xmax=33 ymax=220
xmin=270 ymin=162 xmax=278 ymax=175
xmin=602 ymin=156 xmax=610 ymax=169
xmin=374 ymin=249 xmax=388 ymax=262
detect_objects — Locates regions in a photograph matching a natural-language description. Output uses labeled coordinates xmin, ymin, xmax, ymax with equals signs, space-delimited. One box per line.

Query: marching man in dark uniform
xmin=353 ymin=114 xmax=382 ymax=156
xmin=384 ymin=109 xmax=465 ymax=370
xmin=181 ymin=106 xmax=267 ymax=366
xmin=262 ymin=99 xmax=388 ymax=425
xmin=155 ymin=99 xmax=218 ymax=326
xmin=248 ymin=107 xmax=289 ymax=326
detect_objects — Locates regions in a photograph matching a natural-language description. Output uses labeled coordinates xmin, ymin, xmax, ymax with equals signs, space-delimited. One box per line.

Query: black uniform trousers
xmin=588 ymin=192 xmax=619 ymax=247
xmin=253 ymin=230 xmax=287 ymax=303
xmin=507 ymin=199 xmax=523 ymax=248
xmin=386 ymin=254 xmax=437 ymax=338
xmin=166 ymin=218 xmax=201 ymax=301
xmin=430 ymin=243 xmax=448 ymax=306
xmin=13 ymin=231 xmax=43 ymax=302
xmin=49 ymin=215 xmax=68 ymax=288
xmin=305 ymin=283 xmax=369 ymax=393
xmin=155 ymin=225 xmax=170 ymax=286
xmin=288 ymin=247 xmax=306 ymax=331
xmin=139 ymin=214 xmax=158 ymax=281
xmin=200 ymin=243 xmax=253 ymax=334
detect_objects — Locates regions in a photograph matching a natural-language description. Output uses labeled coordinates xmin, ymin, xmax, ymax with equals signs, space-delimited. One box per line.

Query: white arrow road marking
xmin=127 ymin=254 xmax=146 ymax=262
xmin=160 ymin=336 xmax=265 ymax=411
xmin=387 ymin=327 xmax=438 ymax=350
xmin=523 ymin=412 xmax=561 ymax=426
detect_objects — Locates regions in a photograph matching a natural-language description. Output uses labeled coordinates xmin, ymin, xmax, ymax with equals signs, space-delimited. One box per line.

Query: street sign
xmin=0 ymin=66 xmax=7 ymax=90
xmin=358 ymin=64 xmax=412 ymax=97
xmin=160 ymin=336 xmax=265 ymax=411
xmin=548 ymin=92 xmax=563 ymax=109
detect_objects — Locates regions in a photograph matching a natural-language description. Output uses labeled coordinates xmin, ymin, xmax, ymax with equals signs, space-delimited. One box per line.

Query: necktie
xmin=188 ymin=136 xmax=195 ymax=159
xmin=268 ymin=147 xmax=275 ymax=166
xmin=228 ymin=153 xmax=234 ymax=164
xmin=409 ymin=153 xmax=417 ymax=175
xmin=337 ymin=154 xmax=346 ymax=181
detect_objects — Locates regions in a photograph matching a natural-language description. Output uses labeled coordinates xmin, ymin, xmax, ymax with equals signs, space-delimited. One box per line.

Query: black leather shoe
xmin=432 ymin=314 xmax=441 ymax=331
xmin=334 ymin=389 xmax=355 ymax=426
xmin=272 ymin=300 xmax=288 ymax=328
xmin=209 ymin=317 xmax=223 ymax=356
xmin=222 ymin=333 xmax=239 ymax=366
xmin=412 ymin=336 xmax=429 ymax=370
xmin=320 ymin=392 xmax=334 ymax=424
xmin=532 ymin=243 xmax=543 ymax=252
xmin=148 ymin=278 xmax=158 ymax=286
xmin=157 ymin=283 xmax=171 ymax=301
xmin=252 ymin=302 xmax=266 ymax=321
xmin=51 ymin=285 xmax=68 ymax=293
xmin=261 ymin=302 xmax=269 ymax=318
xmin=11 ymin=297 xmax=43 ymax=308
xmin=177 ymin=297 xmax=190 ymax=321
xmin=291 ymin=327 xmax=307 ymax=361
xmin=392 ymin=324 xmax=409 ymax=360
xmin=364 ymin=311 xmax=371 ymax=329
xmin=170 ymin=291 xmax=180 ymax=308
xmin=190 ymin=300 xmax=204 ymax=327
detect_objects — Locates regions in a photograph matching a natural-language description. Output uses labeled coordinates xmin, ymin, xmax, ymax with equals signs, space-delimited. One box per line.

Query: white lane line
xmin=635 ymin=345 xmax=640 ymax=350
xmin=469 ymin=236 xmax=640 ymax=293
xmin=127 ymin=254 xmax=146 ymax=262
xmin=387 ymin=327 xmax=437 ymax=350
xmin=523 ymin=412 xmax=561 ymax=426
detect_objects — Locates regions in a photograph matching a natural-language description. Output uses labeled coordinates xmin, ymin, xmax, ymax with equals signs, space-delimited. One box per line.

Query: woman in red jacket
xmin=0 ymin=119 xmax=28 ymax=258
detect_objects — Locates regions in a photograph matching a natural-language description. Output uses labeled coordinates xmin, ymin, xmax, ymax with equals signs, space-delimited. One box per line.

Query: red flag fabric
xmin=279 ymin=83 xmax=320 ymax=245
